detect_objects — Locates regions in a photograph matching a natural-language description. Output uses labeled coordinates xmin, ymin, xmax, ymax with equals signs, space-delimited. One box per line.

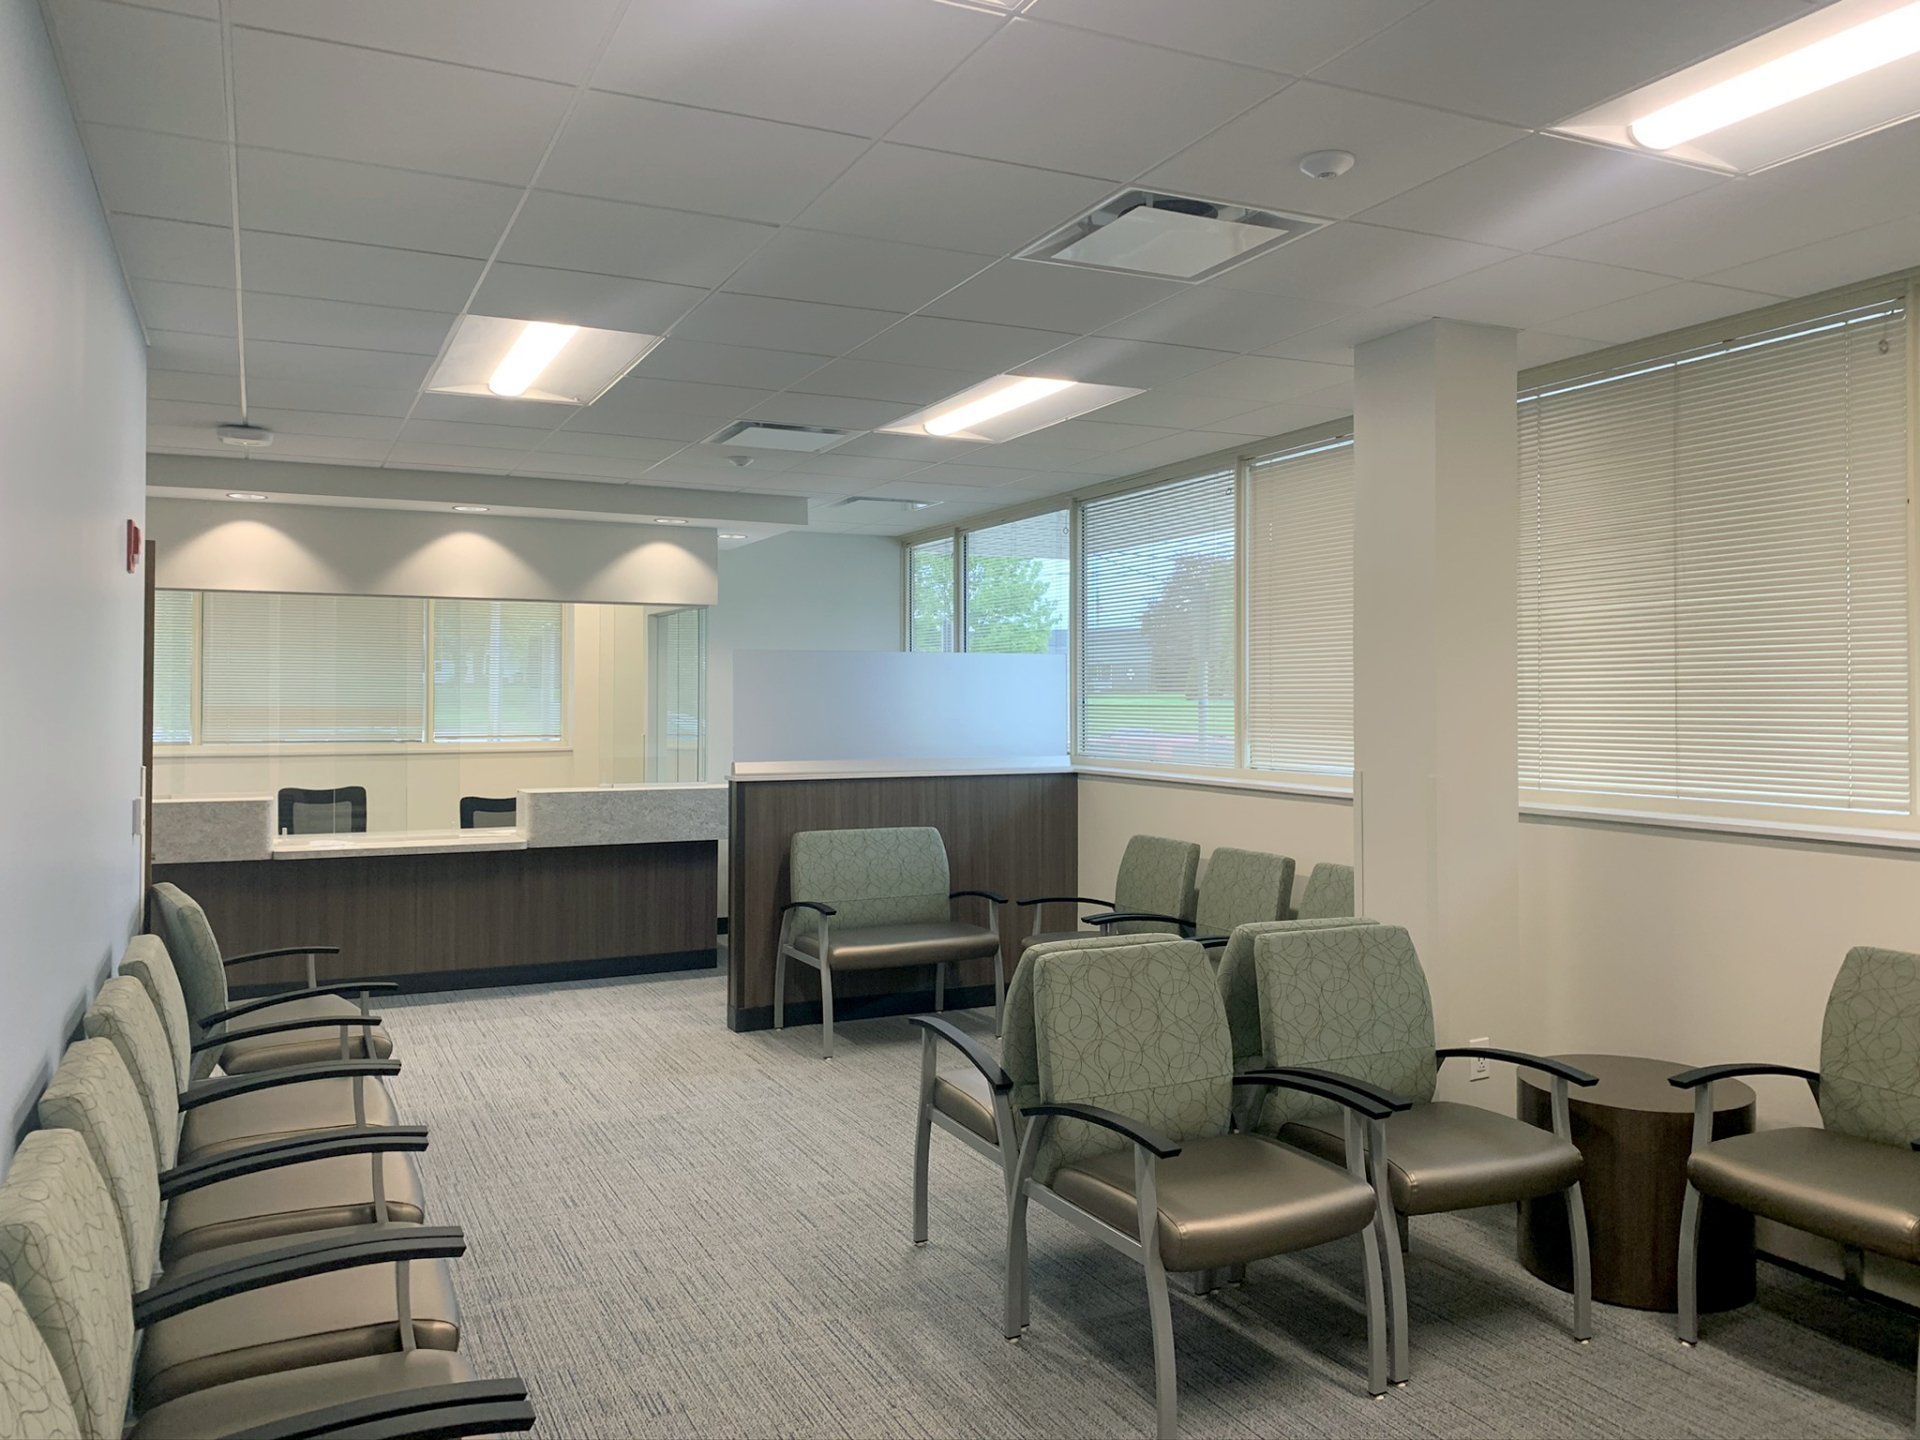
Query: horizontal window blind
xmin=200 ymin=592 xmax=428 ymax=744
xmin=1245 ymin=439 xmax=1354 ymax=776
xmin=908 ymin=537 xmax=955 ymax=653
xmin=431 ymin=600 xmax=564 ymax=742
xmin=1079 ymin=468 xmax=1236 ymax=766
xmin=649 ymin=606 xmax=707 ymax=781
xmin=1519 ymin=296 xmax=1912 ymax=813
xmin=152 ymin=590 xmax=196 ymax=744
xmin=964 ymin=510 xmax=1069 ymax=655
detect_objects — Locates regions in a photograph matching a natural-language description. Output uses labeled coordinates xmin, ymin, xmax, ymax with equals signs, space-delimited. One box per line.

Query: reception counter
xmin=153 ymin=784 xmax=726 ymax=991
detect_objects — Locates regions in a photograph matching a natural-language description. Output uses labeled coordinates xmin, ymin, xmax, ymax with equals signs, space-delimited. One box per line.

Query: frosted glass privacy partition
xmin=731 ymin=650 xmax=1068 ymax=770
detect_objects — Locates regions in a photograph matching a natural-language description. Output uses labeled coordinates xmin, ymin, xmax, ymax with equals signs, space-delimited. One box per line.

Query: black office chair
xmin=277 ymin=785 xmax=368 ymax=836
xmin=460 ymin=795 xmax=518 ymax=829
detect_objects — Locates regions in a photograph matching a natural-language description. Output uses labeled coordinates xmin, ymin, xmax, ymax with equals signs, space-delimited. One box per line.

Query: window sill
xmin=1519 ymin=801 xmax=1920 ymax=853
xmin=1073 ymin=763 xmax=1354 ymax=802
xmin=156 ymin=743 xmax=574 ymax=759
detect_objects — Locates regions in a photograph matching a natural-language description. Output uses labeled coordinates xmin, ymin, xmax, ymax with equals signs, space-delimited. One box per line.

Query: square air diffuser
xmin=706 ymin=420 xmax=852 ymax=452
xmin=1020 ymin=190 xmax=1324 ymax=282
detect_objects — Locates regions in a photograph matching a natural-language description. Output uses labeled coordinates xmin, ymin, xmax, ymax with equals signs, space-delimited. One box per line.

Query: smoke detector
xmin=1298 ymin=150 xmax=1356 ymax=180
xmin=217 ymin=423 xmax=273 ymax=449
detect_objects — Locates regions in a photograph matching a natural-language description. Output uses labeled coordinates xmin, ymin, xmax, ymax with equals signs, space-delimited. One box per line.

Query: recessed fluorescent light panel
xmin=450 ymin=505 xmax=490 ymax=513
xmin=881 ymin=374 xmax=1142 ymax=443
xmin=1554 ymin=0 xmax=1920 ymax=174
xmin=226 ymin=492 xmax=267 ymax=501
xmin=705 ymin=420 xmax=852 ymax=452
xmin=1021 ymin=190 xmax=1325 ymax=282
xmin=425 ymin=315 xmax=661 ymax=405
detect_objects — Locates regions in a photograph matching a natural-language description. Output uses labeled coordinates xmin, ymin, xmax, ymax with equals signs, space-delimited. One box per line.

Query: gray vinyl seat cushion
xmin=1051 ymin=1133 xmax=1375 ymax=1272
xmin=136 ymin=1232 xmax=459 ymax=1408
xmin=180 ymin=1077 xmax=402 ymax=1159
xmin=931 ymin=1068 xmax=1000 ymax=1146
xmin=1688 ymin=1127 xmax=1920 ymax=1261
xmin=130 ymin=1348 xmax=479 ymax=1440
xmin=218 ymin=993 xmax=395 ymax=1074
xmin=161 ymin=1151 xmax=427 ymax=1263
xmin=1282 ymin=1102 xmax=1583 ymax=1216
xmin=793 ymin=920 xmax=998 ymax=971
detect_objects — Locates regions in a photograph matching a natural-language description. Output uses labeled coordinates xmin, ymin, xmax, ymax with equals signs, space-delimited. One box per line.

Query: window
xmin=152 ymin=589 xmax=196 ymax=745
xmin=907 ymin=537 xmax=955 ymax=652
xmin=1078 ymin=468 xmax=1236 ymax=767
xmin=648 ymin=606 xmax=707 ymax=781
xmin=431 ymin=600 xmax=564 ymax=742
xmin=1245 ymin=439 xmax=1354 ymax=777
xmin=1519 ymin=295 xmax=1912 ymax=816
xmin=964 ymin=510 xmax=1069 ymax=655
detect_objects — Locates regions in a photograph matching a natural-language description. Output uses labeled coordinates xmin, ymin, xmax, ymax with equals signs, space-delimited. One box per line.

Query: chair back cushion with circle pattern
xmin=81 ymin=978 xmax=181 ymax=1170
xmin=1194 ymin=848 xmax=1293 ymax=936
xmin=149 ymin=883 xmax=229 ymax=1077
xmin=36 ymin=1041 xmax=161 ymax=1286
xmin=787 ymin=827 xmax=952 ymax=947
xmin=0 ymin=1281 xmax=80 ymax=1440
xmin=1110 ymin=835 xmax=1199 ymax=935
xmin=118 ymin=934 xmax=193 ymax=1092
xmin=1293 ymin=862 xmax=1355 ymax=920
xmin=1819 ymin=945 xmax=1920 ymax=1146
xmin=1215 ymin=917 xmax=1380 ymax=1067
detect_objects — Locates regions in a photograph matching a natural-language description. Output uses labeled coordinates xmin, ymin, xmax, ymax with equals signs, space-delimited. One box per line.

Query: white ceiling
xmin=41 ymin=0 xmax=1920 ymax=536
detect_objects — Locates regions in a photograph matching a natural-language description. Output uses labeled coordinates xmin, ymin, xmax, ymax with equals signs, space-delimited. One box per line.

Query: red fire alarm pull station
xmin=126 ymin=519 xmax=141 ymax=574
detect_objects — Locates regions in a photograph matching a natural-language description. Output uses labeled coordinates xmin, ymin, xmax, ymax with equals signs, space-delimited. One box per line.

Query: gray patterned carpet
xmin=384 ymin=968 xmax=1914 ymax=1439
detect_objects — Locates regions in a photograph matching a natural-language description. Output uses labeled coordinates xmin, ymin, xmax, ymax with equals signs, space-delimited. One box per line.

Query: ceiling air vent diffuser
xmin=706 ymin=420 xmax=851 ymax=452
xmin=1020 ymin=189 xmax=1325 ymax=282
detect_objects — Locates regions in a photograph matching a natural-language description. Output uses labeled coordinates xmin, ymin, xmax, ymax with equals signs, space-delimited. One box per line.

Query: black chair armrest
xmin=949 ymin=888 xmax=1008 ymax=904
xmin=1438 ymin=1047 xmax=1598 ymax=1086
xmin=1014 ymin=896 xmax=1112 ymax=909
xmin=132 ymin=1224 xmax=465 ymax=1328
xmin=192 ymin=1014 xmax=383 ymax=1055
xmin=1255 ymin=1065 xmax=1413 ymax=1113
xmin=205 ymin=982 xmax=399 ymax=1027
xmin=179 ymin=1059 xmax=400 ymax=1111
xmin=159 ymin=1127 xmax=428 ymax=1200
xmin=223 ymin=945 xmax=342 ymax=969
xmin=778 ymin=900 xmax=837 ymax=917
xmin=225 ymin=1379 xmax=534 ymax=1440
xmin=1082 ymin=910 xmax=1194 ymax=933
xmin=1022 ymin=1102 xmax=1179 ymax=1158
xmin=1235 ymin=1069 xmax=1399 ymax=1121
xmin=1669 ymin=1062 xmax=1822 ymax=1091
xmin=908 ymin=1016 xmax=1012 ymax=1092
xmin=1196 ymin=935 xmax=1229 ymax=950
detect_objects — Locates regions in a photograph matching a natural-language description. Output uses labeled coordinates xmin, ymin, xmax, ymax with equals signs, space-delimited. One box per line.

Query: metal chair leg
xmin=1136 ymin=1148 xmax=1179 ymax=1440
xmin=1911 ymin=1330 xmax=1918 ymax=1439
xmin=819 ymin=960 xmax=835 ymax=1060
xmin=993 ymin=950 xmax=1005 ymax=1038
xmin=773 ymin=947 xmax=786 ymax=1031
xmin=1005 ymin=1128 xmax=1043 ymax=1340
xmin=912 ymin=1032 xmax=935 ymax=1245
xmin=1676 ymin=1179 xmax=1702 ymax=1344
xmin=1357 ymin=1211 xmax=1389 ymax=1397
xmin=1565 ymin=1180 xmax=1593 ymax=1342
xmin=1369 ymin=1120 xmax=1410 ymax=1385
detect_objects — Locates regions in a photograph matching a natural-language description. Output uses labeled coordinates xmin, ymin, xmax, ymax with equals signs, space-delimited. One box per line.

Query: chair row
xmin=275 ymin=785 xmax=518 ymax=835
xmin=0 ymin=883 xmax=534 ymax=1438
xmin=771 ymin=822 xmax=1355 ymax=1057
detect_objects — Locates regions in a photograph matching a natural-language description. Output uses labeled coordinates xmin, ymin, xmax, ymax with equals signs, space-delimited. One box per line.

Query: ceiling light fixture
xmin=451 ymin=504 xmax=491 ymax=513
xmin=1022 ymin=189 xmax=1325 ymax=282
xmin=720 ymin=532 xmax=748 ymax=541
xmin=882 ymin=374 xmax=1142 ymax=444
xmin=655 ymin=517 xmax=690 ymax=525
xmin=225 ymin=492 xmax=267 ymax=501
xmin=1554 ymin=0 xmax=1920 ymax=173
xmin=426 ymin=315 xmax=661 ymax=405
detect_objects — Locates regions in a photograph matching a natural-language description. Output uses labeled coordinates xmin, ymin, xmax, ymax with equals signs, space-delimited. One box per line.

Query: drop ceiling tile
xmin=262 ymin=433 xmax=398 ymax=464
xmin=398 ymin=419 xmax=558 ymax=452
xmin=1144 ymin=81 xmax=1521 ymax=220
xmin=242 ymin=377 xmax=419 ymax=417
xmin=1166 ymin=354 xmax=1352 ymax=402
xmin=111 ymin=216 xmax=234 ymax=288
xmin=789 ymin=454 xmax=935 ymax=482
xmin=793 ymin=143 xmax=1113 ymax=254
xmin=245 ymin=408 xmax=407 ymax=441
xmin=149 ymin=399 xmax=235 ymax=429
xmin=921 ymin=259 xmax=1179 ymax=332
xmin=723 ymin=230 xmax=988 ymax=313
xmin=1212 ymin=399 xmax=1350 ymax=436
xmin=470 ymin=264 xmax=706 ymax=333
xmin=149 ymin=369 xmax=240 ymax=405
xmin=1706 ymin=216 xmax=1920 ymax=298
xmin=46 ymin=1 xmax=225 ymax=138
xmin=1515 ymin=332 xmax=1607 ymax=369
xmin=146 ymin=425 xmax=230 ymax=453
xmin=244 ymin=293 xmax=454 ymax=354
xmin=85 ymin=125 xmax=230 ymax=224
xmin=1258 ymin=308 xmax=1423 ymax=365
xmin=911 ymin=461 xmax=1043 ymax=489
xmin=1356 ymin=134 xmax=1726 ymax=253
xmin=831 ymin=432 xmax=981 ymax=462
xmin=596 ymin=0 xmax=999 ymax=137
xmin=562 ymin=404 xmax=730 ymax=443
xmin=1099 ymin=430 xmax=1261 ymax=473
xmin=787 ymin=358 xmax=979 ymax=406
xmin=540 ymin=92 xmax=867 ymax=224
xmin=227 ymin=0 xmax=622 ymax=84
xmin=1311 ymin=0 xmax=1807 ymax=128
xmin=147 ymin=329 xmax=238 ymax=375
xmin=1019 ymin=335 xmax=1231 ymax=388
xmin=527 ymin=431 xmax=687 ymax=462
xmin=745 ymin=393 xmax=910 ymax=430
xmin=868 ymin=478 xmax=1017 ymax=503
xmin=240 ymin=232 xmax=483 ymax=311
xmin=848 ymin=315 xmax=1071 ymax=372
xmin=230 ymin=28 xmax=572 ymax=185
xmin=1217 ymin=223 xmax=1511 ymax=307
xmin=1550 ymin=281 xmax=1787 ymax=344
xmin=384 ymin=441 xmax=528 ymax=472
xmin=1021 ymin=419 xmax=1177 ymax=453
xmin=242 ymin=338 xmax=432 ymax=389
xmin=237 ymin=148 xmax=521 ymax=257
xmin=133 ymin=280 xmax=235 ymax=337
xmin=633 ymin=340 xmax=829 ymax=392
xmin=1088 ymin=391 xmax=1271 ymax=430
xmin=888 ymin=18 xmax=1285 ymax=180
xmin=647 ymin=452 xmax=810 ymax=482
xmin=499 ymin=192 xmax=777 ymax=290
xmin=671 ymin=293 xmax=903 ymax=356
xmin=511 ymin=451 xmax=665 ymax=482
xmin=129 ymin=0 xmax=219 ymax=16
xmin=1398 ymin=254 xmax=1672 ymax=329
xmin=406 ymin=393 xmax=574 ymax=427
xmin=1026 ymin=0 xmax=1424 ymax=74
xmin=1100 ymin=287 xmax=1347 ymax=353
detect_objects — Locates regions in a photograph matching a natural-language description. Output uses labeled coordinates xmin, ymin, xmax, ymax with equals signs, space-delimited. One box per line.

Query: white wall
xmin=0 ymin=1 xmax=148 ymax=1159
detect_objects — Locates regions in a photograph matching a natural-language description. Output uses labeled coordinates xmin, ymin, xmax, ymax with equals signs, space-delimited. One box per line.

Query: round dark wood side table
xmin=1516 ymin=1053 xmax=1757 ymax=1312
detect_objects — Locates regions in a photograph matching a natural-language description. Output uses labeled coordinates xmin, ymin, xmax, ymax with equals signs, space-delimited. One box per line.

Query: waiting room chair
xmin=150 ymin=883 xmax=395 ymax=1080
xmin=1001 ymin=934 xmax=1396 ymax=1438
xmin=277 ymin=784 xmax=367 ymax=836
xmin=1016 ymin=833 xmax=1199 ymax=951
xmin=1293 ymin=861 xmax=1355 ymax=919
xmin=776 ymin=825 xmax=1004 ymax=1058
xmin=1090 ymin=846 xmax=1294 ymax=944
xmin=1250 ymin=924 xmax=1594 ymax=1381
xmin=459 ymin=795 xmax=517 ymax=829
xmin=1672 ymin=944 xmax=1920 ymax=1431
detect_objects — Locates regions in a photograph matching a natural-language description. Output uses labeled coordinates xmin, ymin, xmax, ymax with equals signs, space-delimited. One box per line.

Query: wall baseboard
xmin=232 ymin=948 xmax=719 ymax=998
xmin=730 ymin=983 xmax=996 ymax=1033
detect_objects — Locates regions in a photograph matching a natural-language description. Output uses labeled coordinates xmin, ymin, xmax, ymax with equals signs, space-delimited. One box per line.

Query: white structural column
xmin=1352 ymin=320 xmax=1524 ymax=1070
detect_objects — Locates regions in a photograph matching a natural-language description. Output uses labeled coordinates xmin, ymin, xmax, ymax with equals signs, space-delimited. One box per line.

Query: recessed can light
xmin=225 ymin=492 xmax=268 ymax=501
xmin=451 ymin=504 xmax=491 ymax=513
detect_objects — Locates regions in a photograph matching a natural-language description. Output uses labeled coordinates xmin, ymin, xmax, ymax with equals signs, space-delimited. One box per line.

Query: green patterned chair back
xmin=1111 ymin=834 xmax=1199 ymax=934
xmin=149 ymin=882 xmax=228 ymax=1077
xmin=1028 ymin=938 xmax=1232 ymax=1185
xmin=36 ymin=1041 xmax=160 ymax=1288
xmin=81 ymin=978 xmax=180 ymax=1170
xmin=1251 ymin=923 xmax=1438 ymax=1134
xmin=1216 ymin=918 xmax=1380 ymax=1067
xmin=1195 ymin=848 xmax=1293 ymax=936
xmin=118 ymin=934 xmax=192 ymax=1091
xmin=787 ymin=827 xmax=951 ymax=946
xmin=0 ymin=1130 xmax=135 ymax=1440
xmin=1818 ymin=945 xmax=1920 ymax=1146
xmin=1294 ymin=862 xmax=1355 ymax=920
xmin=0 ymin=1282 xmax=80 ymax=1440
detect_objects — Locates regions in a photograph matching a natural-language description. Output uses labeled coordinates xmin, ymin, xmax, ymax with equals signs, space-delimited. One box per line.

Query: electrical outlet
xmin=1467 ymin=1038 xmax=1491 ymax=1082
